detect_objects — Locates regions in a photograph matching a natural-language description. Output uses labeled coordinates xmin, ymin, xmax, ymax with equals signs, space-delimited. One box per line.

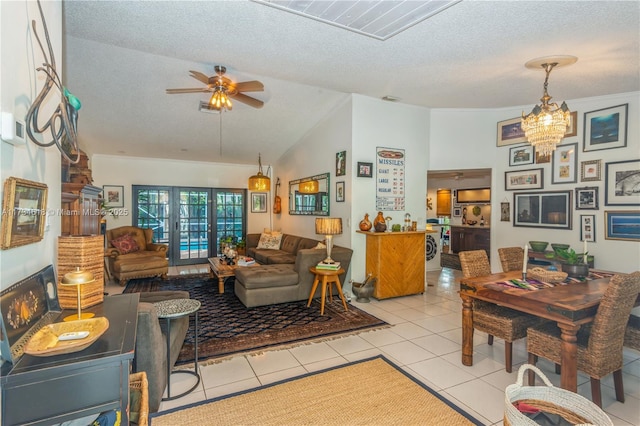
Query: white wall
xmin=430 ymin=92 xmax=640 ymax=273
xmin=91 ymin=154 xmax=270 ymax=232
xmin=1 ymin=0 xmax=62 ymax=290
xmin=350 ymin=95 xmax=430 ymax=283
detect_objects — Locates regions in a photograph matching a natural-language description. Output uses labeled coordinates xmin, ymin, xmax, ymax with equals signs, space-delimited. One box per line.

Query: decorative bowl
xmin=528 ymin=241 xmax=548 ymax=252
xmin=551 ymin=243 xmax=570 ymax=255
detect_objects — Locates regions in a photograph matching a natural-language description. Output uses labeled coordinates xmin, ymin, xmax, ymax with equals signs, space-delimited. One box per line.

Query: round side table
xmin=154 ymin=298 xmax=201 ymax=401
xmin=307 ymin=266 xmax=347 ymax=315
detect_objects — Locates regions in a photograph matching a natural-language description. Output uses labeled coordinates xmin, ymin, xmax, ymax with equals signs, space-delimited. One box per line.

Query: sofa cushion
xmin=265 ymin=253 xmax=296 ymax=264
xmin=257 ymin=232 xmax=283 ymax=249
xmin=298 ymin=238 xmax=322 ymax=250
xmin=235 ymin=264 xmax=299 ymax=289
xmin=114 ymin=256 xmax=168 ymax=273
xmin=279 ymin=235 xmax=301 ymax=254
xmin=111 ymin=233 xmax=140 ymax=254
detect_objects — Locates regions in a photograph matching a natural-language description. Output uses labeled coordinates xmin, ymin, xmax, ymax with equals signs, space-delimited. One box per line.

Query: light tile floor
xmin=106 ymin=266 xmax=640 ymax=425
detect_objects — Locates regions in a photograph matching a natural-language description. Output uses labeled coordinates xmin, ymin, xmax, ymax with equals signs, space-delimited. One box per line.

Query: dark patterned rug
xmin=123 ymin=275 xmax=387 ymax=365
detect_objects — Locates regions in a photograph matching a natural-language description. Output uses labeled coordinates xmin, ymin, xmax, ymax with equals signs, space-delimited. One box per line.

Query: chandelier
xmin=248 ymin=154 xmax=270 ymax=191
xmin=521 ymin=56 xmax=577 ymax=157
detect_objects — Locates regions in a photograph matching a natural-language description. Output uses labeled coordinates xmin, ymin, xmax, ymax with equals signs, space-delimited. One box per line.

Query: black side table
xmin=153 ymin=298 xmax=201 ymax=400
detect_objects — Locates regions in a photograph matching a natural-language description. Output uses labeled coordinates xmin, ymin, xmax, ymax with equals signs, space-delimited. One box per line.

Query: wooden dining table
xmin=459 ymin=269 xmax=623 ymax=392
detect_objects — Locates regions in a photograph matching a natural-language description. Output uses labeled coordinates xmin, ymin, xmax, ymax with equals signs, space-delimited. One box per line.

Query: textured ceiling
xmin=61 ymin=0 xmax=639 ymax=165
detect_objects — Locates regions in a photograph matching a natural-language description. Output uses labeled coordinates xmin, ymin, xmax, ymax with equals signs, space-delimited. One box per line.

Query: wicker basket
xmin=504 ymin=364 xmax=612 ymax=426
xmin=129 ymin=371 xmax=149 ymax=426
xmin=527 ymin=267 xmax=568 ymax=284
xmin=57 ymin=235 xmax=104 ymax=309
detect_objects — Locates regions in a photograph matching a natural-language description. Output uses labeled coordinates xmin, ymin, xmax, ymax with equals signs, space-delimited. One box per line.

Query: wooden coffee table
xmin=208 ymin=257 xmax=257 ymax=293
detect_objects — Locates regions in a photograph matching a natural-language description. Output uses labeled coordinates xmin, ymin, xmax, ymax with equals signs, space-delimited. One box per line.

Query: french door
xmin=133 ymin=186 xmax=246 ymax=266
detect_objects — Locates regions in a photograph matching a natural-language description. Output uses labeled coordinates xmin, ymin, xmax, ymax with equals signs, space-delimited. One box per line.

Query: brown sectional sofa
xmin=235 ymin=233 xmax=353 ymax=308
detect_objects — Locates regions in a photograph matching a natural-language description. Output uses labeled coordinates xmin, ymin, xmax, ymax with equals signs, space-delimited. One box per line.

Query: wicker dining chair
xmin=624 ymin=314 xmax=640 ymax=352
xmin=527 ymin=271 xmax=640 ymax=408
xmin=459 ymin=250 xmax=542 ymax=373
xmin=498 ymin=247 xmax=524 ymax=272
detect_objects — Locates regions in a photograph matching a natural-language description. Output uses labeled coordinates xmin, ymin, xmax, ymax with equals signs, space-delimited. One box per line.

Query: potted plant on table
xmin=236 ymin=238 xmax=246 ymax=256
xmin=555 ymin=248 xmax=589 ymax=278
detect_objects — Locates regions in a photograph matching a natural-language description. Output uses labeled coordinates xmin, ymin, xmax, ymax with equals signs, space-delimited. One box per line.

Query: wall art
xmin=336 ymin=151 xmax=346 ymax=176
xmin=500 ymin=202 xmax=510 ymax=222
xmin=551 ymin=142 xmax=578 ymax=184
xmin=357 ymin=162 xmax=372 ymax=178
xmin=605 ymin=210 xmax=640 ymax=241
xmin=513 ymin=191 xmax=572 ymax=229
xmin=580 ymin=159 xmax=601 ymax=182
xmin=103 ymin=185 xmax=124 ymax=208
xmin=336 ymin=181 xmax=345 ymax=202
xmin=504 ymin=168 xmax=543 ymax=191
xmin=375 ymin=147 xmax=405 ymax=211
xmin=251 ymin=193 xmax=267 ymax=213
xmin=605 ymin=159 xmax=640 ymax=206
xmin=509 ymin=145 xmax=535 ymax=166
xmin=452 ymin=207 xmax=461 ymax=217
xmin=1 ymin=177 xmax=48 ymax=250
xmin=565 ymin=111 xmax=578 ymax=137
xmin=580 ymin=214 xmax=595 ymax=242
xmin=583 ymin=104 xmax=628 ymax=152
xmin=575 ymin=187 xmax=598 ymax=210
xmin=497 ymin=117 xmax=526 ymax=146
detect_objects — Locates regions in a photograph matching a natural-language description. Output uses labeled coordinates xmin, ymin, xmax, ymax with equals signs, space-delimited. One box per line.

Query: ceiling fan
xmin=166 ymin=65 xmax=264 ymax=110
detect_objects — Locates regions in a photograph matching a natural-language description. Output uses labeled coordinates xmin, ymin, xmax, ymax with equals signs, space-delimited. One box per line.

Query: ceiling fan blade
xmin=189 ymin=70 xmax=210 ymax=84
xmin=230 ymin=92 xmax=264 ymax=109
xmin=233 ymin=81 xmax=264 ymax=92
xmin=166 ymin=88 xmax=210 ymax=94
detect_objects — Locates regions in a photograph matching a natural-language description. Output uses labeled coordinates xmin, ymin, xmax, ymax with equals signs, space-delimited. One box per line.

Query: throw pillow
xmin=257 ymin=232 xmax=283 ymax=250
xmin=111 ymin=233 xmax=140 ymax=254
xmin=315 ymin=242 xmax=327 ymax=249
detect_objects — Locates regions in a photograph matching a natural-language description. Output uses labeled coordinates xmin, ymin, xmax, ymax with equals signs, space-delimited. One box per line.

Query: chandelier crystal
xmin=521 ymin=57 xmax=576 ymax=157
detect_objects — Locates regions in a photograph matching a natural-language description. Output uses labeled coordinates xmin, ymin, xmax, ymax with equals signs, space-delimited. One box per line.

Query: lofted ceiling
xmin=61 ymin=0 xmax=639 ymax=166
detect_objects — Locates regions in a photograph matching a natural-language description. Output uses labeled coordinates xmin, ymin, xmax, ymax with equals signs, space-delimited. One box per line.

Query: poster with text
xmin=375 ymin=147 xmax=405 ymax=211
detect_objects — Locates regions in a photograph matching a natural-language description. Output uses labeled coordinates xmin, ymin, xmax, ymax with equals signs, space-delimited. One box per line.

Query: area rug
xmin=123 ymin=276 xmax=388 ymax=365
xmin=149 ymin=355 xmax=483 ymax=425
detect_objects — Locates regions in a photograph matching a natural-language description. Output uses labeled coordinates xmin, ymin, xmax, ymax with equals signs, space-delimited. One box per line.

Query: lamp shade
xmin=315 ymin=218 xmax=342 ymax=236
xmin=299 ymin=180 xmax=319 ymax=194
xmin=61 ymin=267 xmax=96 ymax=286
xmin=248 ymin=154 xmax=270 ymax=191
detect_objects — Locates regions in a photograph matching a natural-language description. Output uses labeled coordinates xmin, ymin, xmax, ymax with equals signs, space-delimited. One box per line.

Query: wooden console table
xmin=1 ymin=293 xmax=139 ymax=426
xmin=357 ymin=230 xmax=437 ymax=299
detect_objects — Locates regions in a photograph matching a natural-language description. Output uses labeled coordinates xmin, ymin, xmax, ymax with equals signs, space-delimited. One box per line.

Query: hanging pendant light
xmin=248 ymin=154 xmax=270 ymax=191
xmin=299 ymin=179 xmax=319 ymax=194
xmin=521 ymin=55 xmax=577 ymax=157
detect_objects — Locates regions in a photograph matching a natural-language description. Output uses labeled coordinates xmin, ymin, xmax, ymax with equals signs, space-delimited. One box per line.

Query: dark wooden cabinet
xmin=451 ymin=226 xmax=490 ymax=257
xmin=61 ymin=183 xmax=102 ymax=236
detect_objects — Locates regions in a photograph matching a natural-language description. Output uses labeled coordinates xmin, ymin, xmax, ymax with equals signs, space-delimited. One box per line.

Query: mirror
xmin=289 ymin=173 xmax=330 ymax=216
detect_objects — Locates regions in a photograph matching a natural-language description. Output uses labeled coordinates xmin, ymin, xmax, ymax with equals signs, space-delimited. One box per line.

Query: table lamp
xmin=315 ymin=217 xmax=342 ymax=264
xmin=61 ymin=267 xmax=96 ymax=321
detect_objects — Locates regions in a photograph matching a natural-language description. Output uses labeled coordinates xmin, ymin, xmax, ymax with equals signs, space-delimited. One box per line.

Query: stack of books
xmin=316 ymin=261 xmax=340 ymax=270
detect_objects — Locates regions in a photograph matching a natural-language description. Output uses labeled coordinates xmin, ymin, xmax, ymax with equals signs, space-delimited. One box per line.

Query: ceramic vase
xmin=373 ymin=211 xmax=387 ymax=232
xmin=359 ymin=213 xmax=372 ymax=231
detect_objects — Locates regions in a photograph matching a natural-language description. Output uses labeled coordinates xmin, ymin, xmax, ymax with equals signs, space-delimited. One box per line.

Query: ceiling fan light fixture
xmin=248 ymin=153 xmax=271 ymax=191
xmin=521 ymin=55 xmax=577 ymax=157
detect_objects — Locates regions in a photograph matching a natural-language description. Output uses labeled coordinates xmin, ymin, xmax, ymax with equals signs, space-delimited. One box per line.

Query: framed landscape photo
xmin=551 ymin=143 xmax=578 ymax=184
xmin=575 ymin=187 xmax=598 ymax=210
xmin=251 ymin=193 xmax=267 ymax=213
xmin=357 ymin=162 xmax=373 ymax=178
xmin=336 ymin=181 xmax=345 ymax=202
xmin=605 ymin=210 xmax=640 ymax=241
xmin=513 ymin=190 xmax=572 ymax=229
xmin=1 ymin=177 xmax=48 ymax=249
xmin=509 ymin=145 xmax=535 ymax=166
xmin=605 ymin=159 xmax=640 ymax=206
xmin=580 ymin=214 xmax=596 ymax=242
xmin=581 ymin=159 xmax=601 ymax=182
xmin=103 ymin=185 xmax=124 ymax=208
xmin=583 ymin=104 xmax=628 ymax=152
xmin=497 ymin=117 xmax=526 ymax=146
xmin=504 ymin=168 xmax=543 ymax=191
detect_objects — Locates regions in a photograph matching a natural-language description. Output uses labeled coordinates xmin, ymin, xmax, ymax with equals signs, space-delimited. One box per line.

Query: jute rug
xmin=149 ymin=356 xmax=483 ymax=425
xmin=123 ymin=275 xmax=388 ymax=365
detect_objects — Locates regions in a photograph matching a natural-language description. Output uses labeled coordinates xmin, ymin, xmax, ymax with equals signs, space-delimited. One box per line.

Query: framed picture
xmin=251 ymin=193 xmax=267 ymax=213
xmin=103 ymin=185 xmax=124 ymax=208
xmin=1 ymin=177 xmax=48 ymax=250
xmin=581 ymin=160 xmax=602 ymax=182
xmin=605 ymin=210 xmax=640 ymax=241
xmin=580 ymin=214 xmax=596 ymax=242
xmin=497 ymin=117 xmax=526 ymax=146
xmin=336 ymin=181 xmax=345 ymax=202
xmin=336 ymin=151 xmax=346 ymax=177
xmin=357 ymin=162 xmax=373 ymax=178
xmin=551 ymin=142 xmax=578 ymax=184
xmin=605 ymin=159 xmax=640 ymax=206
xmin=564 ymin=111 xmax=578 ymax=137
xmin=504 ymin=168 xmax=543 ymax=191
xmin=452 ymin=207 xmax=461 ymax=217
xmin=583 ymin=104 xmax=628 ymax=152
xmin=535 ymin=151 xmax=551 ymax=164
xmin=513 ymin=191 xmax=572 ymax=229
xmin=500 ymin=202 xmax=510 ymax=222
xmin=575 ymin=186 xmax=599 ymax=210
xmin=509 ymin=145 xmax=535 ymax=166
xmin=453 ymin=189 xmax=460 ymax=207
